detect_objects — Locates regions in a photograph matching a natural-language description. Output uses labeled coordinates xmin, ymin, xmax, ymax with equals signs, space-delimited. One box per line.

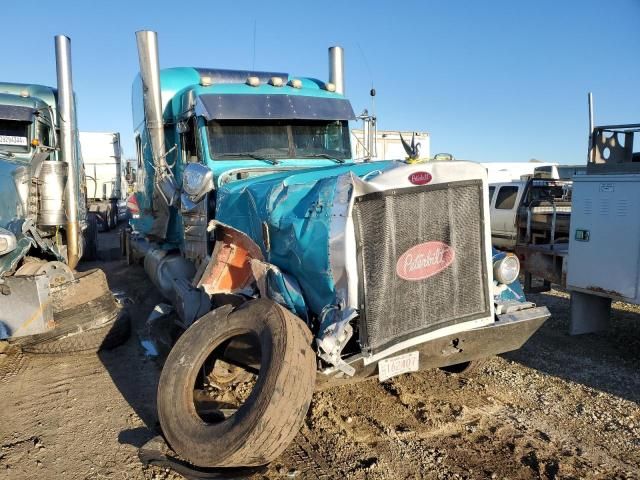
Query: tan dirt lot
xmin=1 ymin=242 xmax=639 ymax=479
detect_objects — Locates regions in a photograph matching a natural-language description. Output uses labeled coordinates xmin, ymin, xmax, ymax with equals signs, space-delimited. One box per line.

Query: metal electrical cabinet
xmin=567 ymin=174 xmax=640 ymax=303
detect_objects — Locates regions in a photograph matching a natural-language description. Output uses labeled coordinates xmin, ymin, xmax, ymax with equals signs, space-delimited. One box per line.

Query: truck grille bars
xmin=353 ymin=180 xmax=491 ymax=354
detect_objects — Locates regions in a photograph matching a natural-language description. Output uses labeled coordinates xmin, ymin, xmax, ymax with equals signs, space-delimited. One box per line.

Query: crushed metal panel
xmin=214 ymin=163 xmax=389 ymax=316
xmin=197 ymin=221 xmax=264 ymax=295
xmin=0 ymin=275 xmax=53 ymax=339
xmin=0 ymin=236 xmax=32 ymax=276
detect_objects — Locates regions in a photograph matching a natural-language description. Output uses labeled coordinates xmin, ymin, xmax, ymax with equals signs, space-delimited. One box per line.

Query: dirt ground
xmin=1 ymin=231 xmax=639 ymax=480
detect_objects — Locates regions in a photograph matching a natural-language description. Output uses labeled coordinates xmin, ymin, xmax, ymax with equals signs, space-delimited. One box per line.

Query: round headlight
xmin=493 ymin=255 xmax=520 ymax=284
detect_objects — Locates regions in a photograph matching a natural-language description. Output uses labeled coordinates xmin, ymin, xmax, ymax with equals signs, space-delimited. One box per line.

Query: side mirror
xmin=183 ymin=162 xmax=214 ymax=203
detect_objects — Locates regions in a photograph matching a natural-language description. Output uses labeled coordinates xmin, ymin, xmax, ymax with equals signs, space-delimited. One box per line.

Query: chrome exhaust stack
xmin=135 ymin=30 xmax=166 ymax=171
xmin=135 ymin=30 xmax=177 ymax=239
xmin=54 ymin=35 xmax=80 ymax=269
xmin=328 ymin=46 xmax=345 ymax=95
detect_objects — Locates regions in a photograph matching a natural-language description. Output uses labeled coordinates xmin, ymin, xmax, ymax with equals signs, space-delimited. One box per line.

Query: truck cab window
xmin=292 ymin=121 xmax=350 ymax=159
xmin=207 ymin=120 xmax=351 ymax=160
xmin=495 ymin=186 xmax=518 ymax=210
xmin=36 ymin=122 xmax=51 ymax=147
xmin=181 ymin=117 xmax=198 ymax=162
xmin=488 ymin=186 xmax=496 ymax=202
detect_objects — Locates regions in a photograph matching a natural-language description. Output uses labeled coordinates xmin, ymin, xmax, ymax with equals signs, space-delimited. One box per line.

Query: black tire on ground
xmin=104 ymin=205 xmax=112 ymax=231
xmin=83 ymin=212 xmax=99 ymax=261
xmin=440 ymin=359 xmax=487 ymax=375
xmin=20 ymin=310 xmax=130 ymax=354
xmin=157 ymin=299 xmax=316 ymax=468
xmin=108 ymin=202 xmax=117 ymax=229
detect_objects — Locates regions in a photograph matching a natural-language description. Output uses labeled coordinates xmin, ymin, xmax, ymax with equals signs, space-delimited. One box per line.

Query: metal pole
xmin=328 ymin=46 xmax=345 ymax=95
xmin=135 ymin=30 xmax=175 ymax=239
xmin=362 ymin=111 xmax=370 ymax=161
xmin=55 ymin=35 xmax=80 ymax=269
xmin=588 ymin=92 xmax=594 ymax=164
xmin=136 ymin=30 xmax=167 ymax=170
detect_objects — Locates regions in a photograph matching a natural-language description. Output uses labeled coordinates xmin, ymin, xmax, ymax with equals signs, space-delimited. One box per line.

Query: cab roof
xmin=132 ymin=67 xmax=349 ymax=131
xmin=0 ymin=82 xmax=57 ymax=110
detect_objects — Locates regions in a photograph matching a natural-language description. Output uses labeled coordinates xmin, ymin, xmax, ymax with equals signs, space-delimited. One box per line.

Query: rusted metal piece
xmin=516 ymin=243 xmax=568 ymax=293
xmin=583 ymin=285 xmax=627 ymax=299
xmin=197 ymin=221 xmax=264 ymax=295
xmin=15 ymin=261 xmax=75 ymax=288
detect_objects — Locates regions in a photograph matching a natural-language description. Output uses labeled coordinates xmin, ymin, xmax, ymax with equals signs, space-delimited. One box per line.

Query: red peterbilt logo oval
xmin=396 ymin=241 xmax=455 ymax=281
xmin=408 ymin=171 xmax=432 ymax=185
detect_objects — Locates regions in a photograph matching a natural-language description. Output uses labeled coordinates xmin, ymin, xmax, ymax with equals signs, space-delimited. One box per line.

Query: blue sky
xmin=2 ymin=0 xmax=639 ymax=163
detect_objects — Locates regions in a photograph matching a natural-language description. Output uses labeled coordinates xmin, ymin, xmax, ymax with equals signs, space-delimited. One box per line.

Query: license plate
xmin=0 ymin=135 xmax=27 ymax=146
xmin=378 ymin=351 xmax=419 ymax=382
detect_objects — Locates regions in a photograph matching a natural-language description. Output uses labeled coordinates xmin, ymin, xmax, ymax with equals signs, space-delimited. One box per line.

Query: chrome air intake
xmin=37 ymin=161 xmax=68 ymax=226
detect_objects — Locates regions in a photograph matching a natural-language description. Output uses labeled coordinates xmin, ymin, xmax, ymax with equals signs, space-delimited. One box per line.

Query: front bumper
xmin=316 ymin=305 xmax=550 ymax=389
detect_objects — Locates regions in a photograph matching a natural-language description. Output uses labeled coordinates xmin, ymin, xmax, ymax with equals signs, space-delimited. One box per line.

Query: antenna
xmin=355 ymin=42 xmax=377 ymax=161
xmin=252 ymin=20 xmax=257 ymax=71
xmin=588 ymin=92 xmax=594 ymax=163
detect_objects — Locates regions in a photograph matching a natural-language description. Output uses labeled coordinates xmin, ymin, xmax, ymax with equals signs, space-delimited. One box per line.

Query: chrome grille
xmin=353 ymin=180 xmax=490 ymax=353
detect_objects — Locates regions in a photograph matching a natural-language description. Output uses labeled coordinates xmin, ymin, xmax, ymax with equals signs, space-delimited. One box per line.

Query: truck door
xmin=491 ymin=184 xmax=522 ymax=249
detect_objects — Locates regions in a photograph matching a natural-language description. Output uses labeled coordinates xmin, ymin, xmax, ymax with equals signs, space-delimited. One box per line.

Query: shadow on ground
xmin=503 ymin=289 xmax=640 ymax=405
xmin=80 ymin=229 xmax=166 ymax=449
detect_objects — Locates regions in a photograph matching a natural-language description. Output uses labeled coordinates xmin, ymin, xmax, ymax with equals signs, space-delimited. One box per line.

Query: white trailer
xmin=482 ymin=162 xmax=558 ymax=184
xmin=351 ymin=129 xmax=430 ymax=161
xmin=79 ymin=131 xmax=122 ymax=230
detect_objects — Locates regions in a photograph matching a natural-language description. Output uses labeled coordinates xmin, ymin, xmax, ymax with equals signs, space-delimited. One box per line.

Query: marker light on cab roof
xmin=324 ymin=82 xmax=336 ymax=92
xmin=269 ymin=77 xmax=284 ymax=87
xmin=200 ymin=76 xmax=213 ymax=86
xmin=288 ymin=79 xmax=302 ymax=89
xmin=246 ymin=76 xmax=260 ymax=87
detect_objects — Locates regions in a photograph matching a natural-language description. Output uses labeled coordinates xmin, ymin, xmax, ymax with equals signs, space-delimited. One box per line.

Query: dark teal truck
xmin=0 ymin=36 xmax=126 ymax=353
xmin=125 ymin=30 xmax=550 ymax=468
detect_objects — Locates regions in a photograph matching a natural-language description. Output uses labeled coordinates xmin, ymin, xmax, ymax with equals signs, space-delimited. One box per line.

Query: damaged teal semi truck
xmin=0 ymin=36 xmax=127 ymax=353
xmin=126 ymin=30 xmax=550 ymax=468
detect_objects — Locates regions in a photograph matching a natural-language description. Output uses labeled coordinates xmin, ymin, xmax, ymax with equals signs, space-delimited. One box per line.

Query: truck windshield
xmin=208 ymin=120 xmax=351 ymax=161
xmin=0 ymin=119 xmax=30 ymax=153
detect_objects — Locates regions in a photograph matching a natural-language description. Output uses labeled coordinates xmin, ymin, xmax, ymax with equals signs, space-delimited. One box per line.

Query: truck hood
xmin=215 ymin=161 xmax=395 ymax=316
xmin=214 ymin=160 xmax=490 ymax=320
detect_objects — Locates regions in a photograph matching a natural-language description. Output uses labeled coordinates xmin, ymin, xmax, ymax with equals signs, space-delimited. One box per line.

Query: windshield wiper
xmin=0 ymin=150 xmax=15 ymax=158
xmin=299 ymin=153 xmax=346 ymax=163
xmin=219 ymin=153 xmax=280 ymax=165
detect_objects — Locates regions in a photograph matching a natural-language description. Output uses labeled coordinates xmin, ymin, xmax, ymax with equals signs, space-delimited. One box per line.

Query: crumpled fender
xmin=196 ymin=220 xmax=309 ymax=322
xmin=196 ymin=220 xmax=264 ymax=295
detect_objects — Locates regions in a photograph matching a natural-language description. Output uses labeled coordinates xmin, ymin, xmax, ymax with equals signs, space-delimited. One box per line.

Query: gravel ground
xmin=1 ymin=235 xmax=639 ymax=479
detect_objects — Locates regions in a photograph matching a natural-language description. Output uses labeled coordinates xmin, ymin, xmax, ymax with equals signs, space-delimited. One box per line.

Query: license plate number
xmin=378 ymin=351 xmax=419 ymax=382
xmin=0 ymin=135 xmax=27 ymax=146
